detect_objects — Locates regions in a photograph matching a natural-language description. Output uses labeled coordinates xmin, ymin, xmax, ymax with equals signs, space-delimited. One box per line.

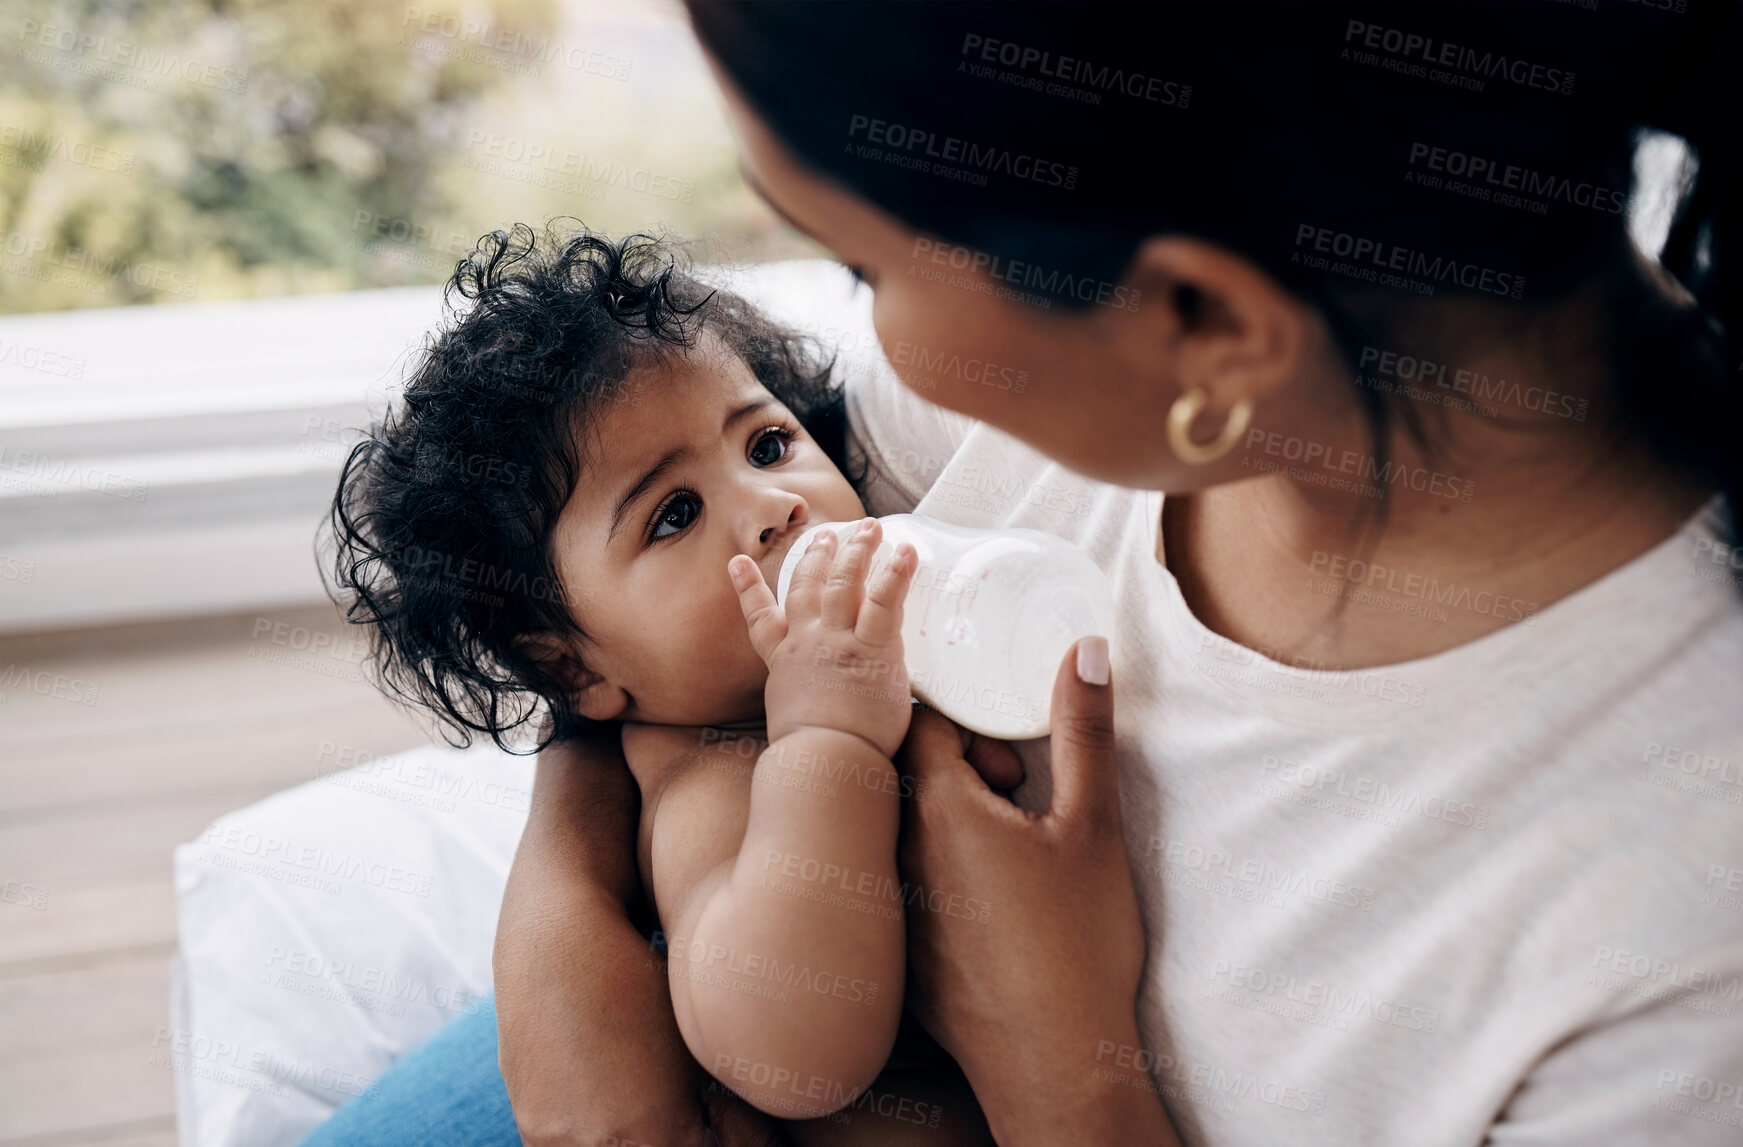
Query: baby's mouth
xmin=761 ymin=526 xmax=817 ymax=589
xmin=757 ymin=520 xmax=847 ymax=591
xmin=760 ymin=537 xmax=794 ymax=588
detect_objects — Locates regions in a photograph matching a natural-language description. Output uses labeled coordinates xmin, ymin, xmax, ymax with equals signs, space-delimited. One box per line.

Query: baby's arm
xmin=627 ymin=721 xmax=905 ymax=1122
xmin=638 ymin=521 xmax=919 ymax=1119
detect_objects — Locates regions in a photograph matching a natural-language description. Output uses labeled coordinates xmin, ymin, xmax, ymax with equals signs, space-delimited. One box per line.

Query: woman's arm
xmin=898 ymin=640 xmax=1182 ymax=1146
xmin=491 ymin=727 xmax=779 ymax=1147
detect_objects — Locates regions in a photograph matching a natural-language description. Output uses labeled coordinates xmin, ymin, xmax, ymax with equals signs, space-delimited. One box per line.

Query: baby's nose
xmin=758 ymin=499 xmax=809 ymax=551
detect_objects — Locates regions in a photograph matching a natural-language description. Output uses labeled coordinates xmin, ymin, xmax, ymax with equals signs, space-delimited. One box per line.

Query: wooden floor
xmin=0 ymin=603 xmax=430 ymax=1147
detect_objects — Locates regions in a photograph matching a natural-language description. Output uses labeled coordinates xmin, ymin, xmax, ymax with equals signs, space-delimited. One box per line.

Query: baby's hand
xmin=729 ymin=517 xmax=916 ymax=760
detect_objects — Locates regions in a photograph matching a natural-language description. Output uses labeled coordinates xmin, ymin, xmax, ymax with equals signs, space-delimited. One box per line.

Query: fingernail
xmin=859 ymin=517 xmax=877 ymax=533
xmin=1076 ymin=636 xmax=1110 ymax=686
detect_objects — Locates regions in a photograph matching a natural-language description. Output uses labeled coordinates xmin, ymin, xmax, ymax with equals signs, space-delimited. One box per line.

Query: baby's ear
xmin=571 ymin=671 xmax=628 ymax=722
xmin=516 ymin=633 xmax=628 ymax=722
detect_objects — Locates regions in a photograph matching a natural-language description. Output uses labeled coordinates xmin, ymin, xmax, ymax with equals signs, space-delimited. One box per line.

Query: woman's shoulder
xmin=843 ymin=356 xmax=980 ymax=516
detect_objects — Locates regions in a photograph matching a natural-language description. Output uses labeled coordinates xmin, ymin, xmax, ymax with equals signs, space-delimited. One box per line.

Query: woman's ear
xmin=515 ymin=633 xmax=629 ymax=722
xmin=1124 ymin=236 xmax=1311 ymax=415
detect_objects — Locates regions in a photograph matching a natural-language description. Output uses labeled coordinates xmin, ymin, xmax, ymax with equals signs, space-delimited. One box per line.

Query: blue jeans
xmin=300 ymin=995 xmax=519 ymax=1146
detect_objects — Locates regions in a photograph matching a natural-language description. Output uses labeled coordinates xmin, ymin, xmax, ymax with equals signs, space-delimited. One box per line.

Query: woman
xmin=306 ymin=3 xmax=1741 ymax=1144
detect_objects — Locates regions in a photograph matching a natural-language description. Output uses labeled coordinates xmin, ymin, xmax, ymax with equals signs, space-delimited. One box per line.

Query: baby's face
xmin=549 ymin=346 xmax=865 ymax=726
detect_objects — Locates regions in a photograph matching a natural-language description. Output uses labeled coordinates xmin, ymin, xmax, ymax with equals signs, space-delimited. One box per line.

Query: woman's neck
xmin=1163 ymin=365 xmax=1713 ymax=671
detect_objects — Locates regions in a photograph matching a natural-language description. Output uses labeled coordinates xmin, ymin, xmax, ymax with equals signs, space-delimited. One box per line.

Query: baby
xmin=328 ymin=224 xmax=1001 ymax=1143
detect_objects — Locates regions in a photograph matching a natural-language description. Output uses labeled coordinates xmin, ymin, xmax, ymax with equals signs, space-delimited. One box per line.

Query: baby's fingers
xmin=856 ymin=542 xmax=916 ymax=647
xmin=783 ymin=528 xmax=836 ymax=623
xmin=822 ymin=517 xmax=880 ymax=630
xmin=728 ymin=555 xmax=786 ymax=664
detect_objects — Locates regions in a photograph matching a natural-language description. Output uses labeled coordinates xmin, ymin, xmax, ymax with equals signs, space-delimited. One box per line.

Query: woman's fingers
xmin=898 ymin=706 xmax=1032 ymax=827
xmin=821 ymin=517 xmax=880 ymax=629
xmin=899 ymin=642 xmax=1114 ymax=822
xmin=1044 ymin=637 xmax=1121 ymax=834
xmin=855 ymin=541 xmax=915 ymax=647
xmin=897 ymin=704 xmax=980 ymax=801
xmin=964 ymin=731 xmax=1025 ymax=791
xmin=727 ymin=555 xmax=786 ymax=664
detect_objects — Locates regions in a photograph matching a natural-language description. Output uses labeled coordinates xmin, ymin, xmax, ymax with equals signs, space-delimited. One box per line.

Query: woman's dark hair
xmin=690 ymin=0 xmax=1741 ymax=556
xmin=323 ymin=223 xmax=858 ymax=754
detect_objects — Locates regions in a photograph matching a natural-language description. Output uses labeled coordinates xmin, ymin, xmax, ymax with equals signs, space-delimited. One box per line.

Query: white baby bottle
xmin=775 ymin=514 xmax=1115 ymax=740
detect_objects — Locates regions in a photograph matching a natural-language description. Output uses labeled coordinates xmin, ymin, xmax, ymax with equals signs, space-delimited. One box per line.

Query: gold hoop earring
xmin=1166 ymin=387 xmax=1253 ymax=465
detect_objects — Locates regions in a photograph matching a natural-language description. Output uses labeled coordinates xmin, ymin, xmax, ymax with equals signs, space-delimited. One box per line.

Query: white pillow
xmin=171 ymin=258 xmax=880 ymax=1146
xmin=171 ymin=741 xmax=535 ymax=1147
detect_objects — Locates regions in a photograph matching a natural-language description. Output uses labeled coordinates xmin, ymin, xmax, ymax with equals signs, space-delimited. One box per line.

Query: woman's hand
xmin=896 ymin=638 xmax=1178 ymax=1145
xmin=494 ymin=728 xmax=785 ymax=1147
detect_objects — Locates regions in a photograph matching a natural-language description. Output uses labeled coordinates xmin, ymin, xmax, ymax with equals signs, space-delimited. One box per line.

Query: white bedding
xmin=171 ymin=741 xmax=535 ymax=1146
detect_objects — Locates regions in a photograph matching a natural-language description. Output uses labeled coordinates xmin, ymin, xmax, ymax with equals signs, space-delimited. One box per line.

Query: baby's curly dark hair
xmin=323 ymin=222 xmax=861 ymax=754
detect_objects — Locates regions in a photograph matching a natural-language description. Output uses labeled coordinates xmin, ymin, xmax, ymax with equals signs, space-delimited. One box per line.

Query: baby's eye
xmin=749 ymin=426 xmax=794 ymax=468
xmin=650 ymin=492 xmax=700 ymax=540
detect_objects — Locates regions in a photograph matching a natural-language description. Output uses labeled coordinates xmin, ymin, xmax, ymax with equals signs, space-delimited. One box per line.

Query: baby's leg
xmin=781 ymin=1013 xmax=992 ymax=1147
